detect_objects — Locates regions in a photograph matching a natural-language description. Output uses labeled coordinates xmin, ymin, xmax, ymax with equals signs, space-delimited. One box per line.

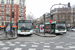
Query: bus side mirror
xmin=32 ymin=23 xmax=33 ymax=25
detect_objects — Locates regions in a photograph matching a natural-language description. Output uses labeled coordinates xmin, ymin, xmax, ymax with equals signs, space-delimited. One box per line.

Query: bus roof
xmin=45 ymin=21 xmax=65 ymax=25
xmin=45 ymin=21 xmax=56 ymax=25
xmin=17 ymin=20 xmax=32 ymax=23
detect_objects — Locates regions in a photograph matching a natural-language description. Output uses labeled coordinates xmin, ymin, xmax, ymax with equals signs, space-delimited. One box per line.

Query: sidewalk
xmin=34 ymin=32 xmax=56 ymax=37
xmin=0 ymin=31 xmax=18 ymax=40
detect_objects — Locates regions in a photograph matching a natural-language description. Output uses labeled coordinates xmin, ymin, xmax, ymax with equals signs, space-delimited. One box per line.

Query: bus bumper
xmin=55 ymin=32 xmax=66 ymax=34
xmin=18 ymin=32 xmax=33 ymax=35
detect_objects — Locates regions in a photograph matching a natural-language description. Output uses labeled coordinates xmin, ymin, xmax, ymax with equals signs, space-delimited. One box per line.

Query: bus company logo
xmin=40 ymin=26 xmax=43 ymax=30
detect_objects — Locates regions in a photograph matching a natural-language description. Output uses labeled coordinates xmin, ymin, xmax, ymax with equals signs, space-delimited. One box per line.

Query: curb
xmin=0 ymin=32 xmax=18 ymax=40
xmin=0 ymin=36 xmax=18 ymax=40
xmin=34 ymin=33 xmax=56 ymax=37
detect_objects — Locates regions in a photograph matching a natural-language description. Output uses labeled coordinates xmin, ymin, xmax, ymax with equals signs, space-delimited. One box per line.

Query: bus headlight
xmin=30 ymin=31 xmax=33 ymax=34
xmin=18 ymin=31 xmax=21 ymax=34
xmin=30 ymin=29 xmax=33 ymax=34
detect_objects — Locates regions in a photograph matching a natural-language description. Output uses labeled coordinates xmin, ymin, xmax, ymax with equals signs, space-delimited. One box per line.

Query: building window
xmin=1 ymin=0 xmax=4 ymax=3
xmin=19 ymin=6 xmax=21 ymax=8
xmin=6 ymin=5 xmax=8 ymax=8
xmin=6 ymin=17 xmax=10 ymax=21
xmin=12 ymin=0 xmax=14 ymax=4
xmin=0 ymin=17 xmax=4 ymax=21
xmin=6 ymin=0 xmax=8 ymax=4
xmin=1 ymin=9 xmax=4 ymax=12
xmin=23 ymin=0 xmax=25 ymax=3
xmin=9 ymin=5 xmax=10 ymax=8
xmin=12 ymin=9 xmax=13 ymax=11
xmin=1 ymin=5 xmax=4 ymax=7
xmin=1 ymin=17 xmax=4 ymax=21
xmin=22 ymin=11 xmax=24 ymax=13
xmin=19 ymin=10 xmax=21 ymax=13
xmin=1 ymin=13 xmax=4 ymax=16
xmin=9 ymin=2 xmax=10 ymax=4
xmin=19 ymin=2 xmax=21 ymax=5
xmin=23 ymin=4 xmax=24 ymax=6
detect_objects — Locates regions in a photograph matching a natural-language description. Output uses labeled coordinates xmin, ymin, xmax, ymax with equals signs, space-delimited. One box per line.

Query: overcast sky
xmin=26 ymin=0 xmax=75 ymax=19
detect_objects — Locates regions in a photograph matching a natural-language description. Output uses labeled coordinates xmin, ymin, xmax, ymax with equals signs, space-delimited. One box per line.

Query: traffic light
xmin=43 ymin=14 xmax=45 ymax=19
xmin=2 ymin=22 xmax=4 ymax=25
xmin=12 ymin=12 xmax=14 ymax=18
xmin=51 ymin=15 xmax=53 ymax=20
xmin=68 ymin=2 xmax=70 ymax=7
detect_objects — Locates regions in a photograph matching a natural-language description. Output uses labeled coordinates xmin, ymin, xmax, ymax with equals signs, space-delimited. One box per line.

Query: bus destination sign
xmin=19 ymin=20 xmax=31 ymax=23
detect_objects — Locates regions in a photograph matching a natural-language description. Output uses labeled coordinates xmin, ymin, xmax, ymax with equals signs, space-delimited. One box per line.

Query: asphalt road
xmin=0 ymin=31 xmax=75 ymax=50
xmin=5 ymin=34 xmax=58 ymax=42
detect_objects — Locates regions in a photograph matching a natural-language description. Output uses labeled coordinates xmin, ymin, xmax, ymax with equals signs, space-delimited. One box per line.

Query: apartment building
xmin=50 ymin=7 xmax=75 ymax=28
xmin=0 ymin=0 xmax=26 ymax=25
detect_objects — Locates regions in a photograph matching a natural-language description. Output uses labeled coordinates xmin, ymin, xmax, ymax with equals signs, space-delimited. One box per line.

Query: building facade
xmin=50 ymin=7 xmax=75 ymax=28
xmin=39 ymin=8 xmax=75 ymax=28
xmin=0 ymin=0 xmax=26 ymax=25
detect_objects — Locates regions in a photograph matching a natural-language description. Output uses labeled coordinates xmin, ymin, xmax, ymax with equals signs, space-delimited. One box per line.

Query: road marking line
xmin=20 ymin=44 xmax=26 ymax=47
xmin=29 ymin=48 xmax=36 ymax=50
xmin=44 ymin=43 xmax=50 ymax=44
xmin=31 ymin=45 xmax=38 ymax=47
xmin=55 ymin=46 xmax=63 ymax=49
xmin=0 ymin=43 xmax=5 ymax=46
xmin=34 ymin=43 xmax=39 ymax=44
xmin=14 ymin=48 xmax=22 ymax=50
xmin=69 ymin=46 xmax=75 ymax=48
xmin=9 ymin=44 xmax=15 ymax=46
xmin=44 ymin=45 xmax=50 ymax=48
xmin=6 ymin=41 xmax=12 ymax=44
xmin=2 ymin=47 xmax=9 ymax=50
xmin=15 ymin=42 xmax=20 ymax=44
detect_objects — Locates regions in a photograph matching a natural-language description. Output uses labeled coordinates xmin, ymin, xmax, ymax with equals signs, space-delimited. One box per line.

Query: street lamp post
xmin=10 ymin=0 xmax=13 ymax=37
xmin=43 ymin=14 xmax=45 ymax=35
xmin=50 ymin=3 xmax=70 ymax=34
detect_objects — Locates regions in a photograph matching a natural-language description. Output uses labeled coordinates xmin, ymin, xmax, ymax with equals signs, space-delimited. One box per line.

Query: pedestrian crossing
xmin=0 ymin=41 xmax=75 ymax=50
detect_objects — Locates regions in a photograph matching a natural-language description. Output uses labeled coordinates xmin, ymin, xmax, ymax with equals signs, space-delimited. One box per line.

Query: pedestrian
xmin=6 ymin=24 xmax=10 ymax=33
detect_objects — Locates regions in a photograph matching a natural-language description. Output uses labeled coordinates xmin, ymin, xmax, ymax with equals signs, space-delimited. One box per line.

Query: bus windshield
xmin=18 ymin=23 xmax=32 ymax=30
xmin=56 ymin=24 xmax=66 ymax=30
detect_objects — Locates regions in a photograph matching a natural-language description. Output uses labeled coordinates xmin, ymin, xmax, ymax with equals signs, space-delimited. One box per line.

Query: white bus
xmin=17 ymin=20 xmax=33 ymax=35
xmin=35 ymin=21 xmax=67 ymax=34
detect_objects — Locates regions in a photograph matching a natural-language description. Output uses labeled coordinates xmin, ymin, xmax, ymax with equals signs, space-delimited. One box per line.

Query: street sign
xmin=40 ymin=25 xmax=44 ymax=32
xmin=49 ymin=20 xmax=53 ymax=23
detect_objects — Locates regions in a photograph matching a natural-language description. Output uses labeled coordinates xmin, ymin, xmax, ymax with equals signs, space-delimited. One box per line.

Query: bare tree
xmin=26 ymin=14 xmax=34 ymax=21
xmin=72 ymin=5 xmax=75 ymax=8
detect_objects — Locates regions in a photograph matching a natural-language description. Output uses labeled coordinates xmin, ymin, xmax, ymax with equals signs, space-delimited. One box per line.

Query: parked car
xmin=71 ymin=27 xmax=75 ymax=31
xmin=67 ymin=28 xmax=71 ymax=31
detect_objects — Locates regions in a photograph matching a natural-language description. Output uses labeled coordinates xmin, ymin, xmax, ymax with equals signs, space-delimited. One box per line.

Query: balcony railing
xmin=1 ymin=10 xmax=4 ymax=12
